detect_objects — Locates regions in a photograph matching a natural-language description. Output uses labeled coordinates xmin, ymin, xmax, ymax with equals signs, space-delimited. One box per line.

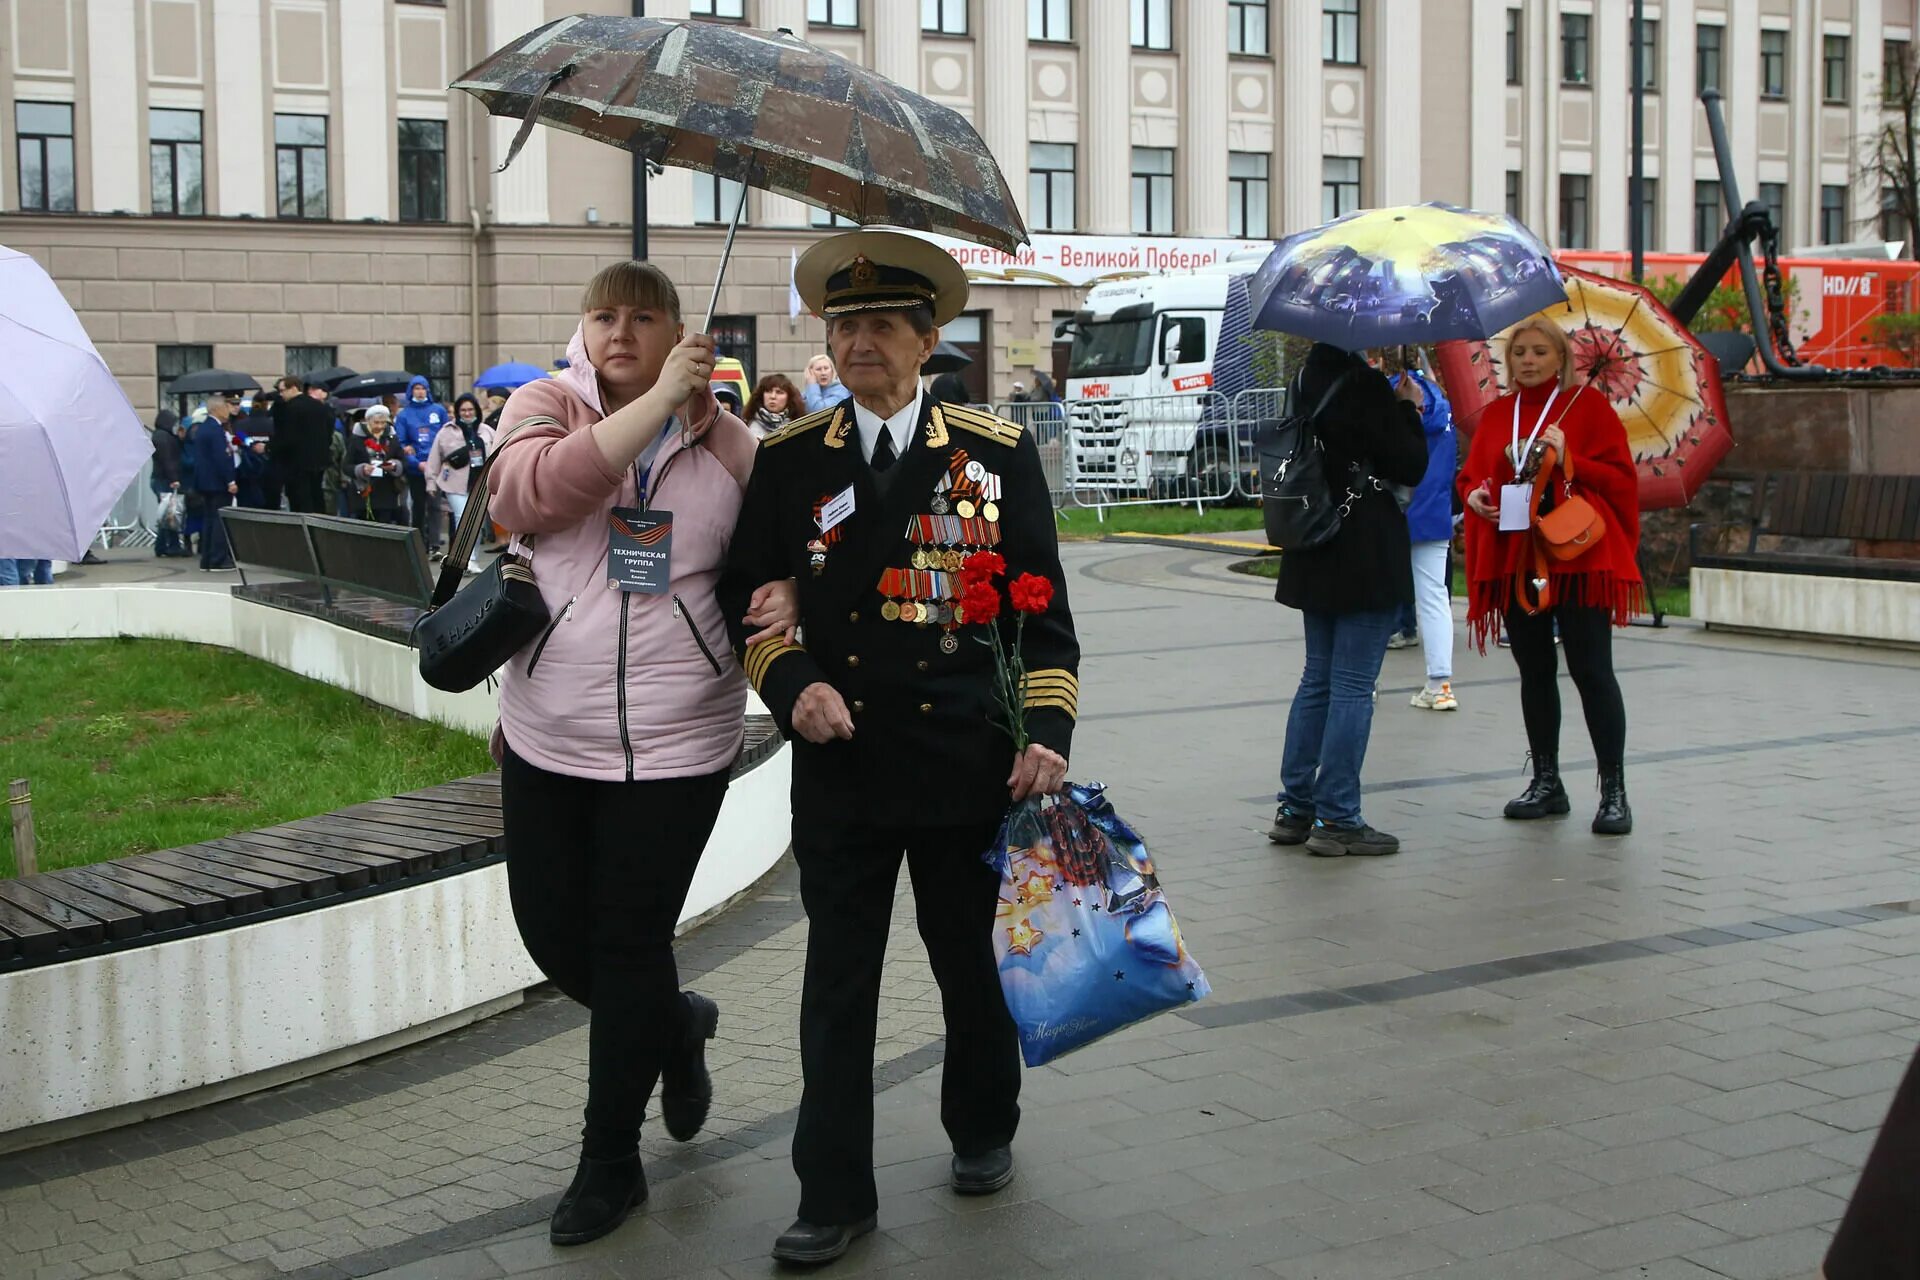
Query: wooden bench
xmin=1691 ymin=472 xmax=1920 ymax=581
xmin=0 ymin=715 xmax=782 ymax=970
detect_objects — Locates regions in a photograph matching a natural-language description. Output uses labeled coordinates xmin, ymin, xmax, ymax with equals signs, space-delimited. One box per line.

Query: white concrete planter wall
xmin=1692 ymin=567 xmax=1920 ymax=647
xmin=0 ymin=585 xmax=791 ymax=1143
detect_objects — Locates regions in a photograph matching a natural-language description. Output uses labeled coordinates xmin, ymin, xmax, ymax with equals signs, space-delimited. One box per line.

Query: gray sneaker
xmin=1304 ymin=821 xmax=1401 ymax=858
xmin=1267 ymin=804 xmax=1314 ymax=845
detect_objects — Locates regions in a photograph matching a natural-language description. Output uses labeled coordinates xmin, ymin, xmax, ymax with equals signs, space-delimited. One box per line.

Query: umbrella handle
xmin=701 ymin=176 xmax=750 ymax=335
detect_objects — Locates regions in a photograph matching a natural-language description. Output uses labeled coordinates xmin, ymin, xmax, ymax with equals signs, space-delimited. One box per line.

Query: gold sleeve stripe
xmin=1024 ymin=669 xmax=1078 ymax=690
xmin=1025 ymin=692 xmax=1079 ymax=717
xmin=743 ymin=638 xmax=805 ymax=690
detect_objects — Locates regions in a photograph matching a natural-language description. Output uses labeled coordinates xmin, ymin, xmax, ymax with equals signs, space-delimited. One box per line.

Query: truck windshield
xmin=1068 ymin=319 xmax=1154 ymax=379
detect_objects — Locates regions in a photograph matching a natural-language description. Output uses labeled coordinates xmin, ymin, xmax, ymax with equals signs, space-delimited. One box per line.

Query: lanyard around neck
xmin=1511 ymin=385 xmax=1562 ymax=467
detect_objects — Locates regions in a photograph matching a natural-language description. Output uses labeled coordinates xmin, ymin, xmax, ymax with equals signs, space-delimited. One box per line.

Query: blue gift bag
xmin=984 ymin=784 xmax=1210 ymax=1067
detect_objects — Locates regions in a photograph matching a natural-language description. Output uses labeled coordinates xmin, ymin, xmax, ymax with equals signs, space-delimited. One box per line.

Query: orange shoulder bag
xmin=1512 ymin=445 xmax=1608 ymax=615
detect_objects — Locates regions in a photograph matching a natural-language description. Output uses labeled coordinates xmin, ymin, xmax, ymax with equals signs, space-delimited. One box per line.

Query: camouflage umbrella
xmin=452 ymin=15 xmax=1028 ymax=324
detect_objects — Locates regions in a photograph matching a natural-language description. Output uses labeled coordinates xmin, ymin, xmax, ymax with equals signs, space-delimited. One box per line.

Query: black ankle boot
xmin=1593 ymin=766 xmax=1632 ymax=836
xmin=550 ymin=1153 xmax=647 ymax=1246
xmin=1503 ymin=756 xmax=1571 ymax=820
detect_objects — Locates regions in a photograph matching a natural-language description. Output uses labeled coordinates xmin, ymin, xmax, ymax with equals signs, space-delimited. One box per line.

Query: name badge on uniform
xmin=1498 ymin=484 xmax=1533 ymax=532
xmin=609 ymin=507 xmax=673 ymax=593
xmin=819 ymin=484 xmax=857 ymax=534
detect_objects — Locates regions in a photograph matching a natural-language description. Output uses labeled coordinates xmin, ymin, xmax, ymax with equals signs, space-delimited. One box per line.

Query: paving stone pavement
xmin=4 ymin=541 xmax=1918 ymax=1280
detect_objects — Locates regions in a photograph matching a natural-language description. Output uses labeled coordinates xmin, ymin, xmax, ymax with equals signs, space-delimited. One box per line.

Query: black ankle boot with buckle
xmin=1592 ymin=764 xmax=1632 ymax=835
xmin=1503 ymin=755 xmax=1571 ymax=820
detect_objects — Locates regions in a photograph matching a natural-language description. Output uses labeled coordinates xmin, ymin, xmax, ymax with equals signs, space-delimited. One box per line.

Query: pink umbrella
xmin=0 ymin=245 xmax=152 ymax=559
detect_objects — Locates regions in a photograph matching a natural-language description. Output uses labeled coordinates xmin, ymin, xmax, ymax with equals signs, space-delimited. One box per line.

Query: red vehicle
xmin=1558 ymin=250 xmax=1920 ymax=369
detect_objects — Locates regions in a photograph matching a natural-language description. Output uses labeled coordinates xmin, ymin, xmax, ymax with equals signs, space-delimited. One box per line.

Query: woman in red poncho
xmin=1458 ymin=317 xmax=1642 ymax=836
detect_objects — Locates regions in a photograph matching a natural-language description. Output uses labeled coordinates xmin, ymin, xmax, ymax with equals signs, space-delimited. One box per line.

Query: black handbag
xmin=412 ymin=417 xmax=552 ymax=692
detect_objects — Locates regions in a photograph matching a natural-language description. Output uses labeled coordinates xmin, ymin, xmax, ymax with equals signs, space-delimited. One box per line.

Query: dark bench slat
xmin=376 ymin=796 xmax=507 ymax=828
xmin=1899 ymin=478 xmax=1920 ymax=541
xmin=203 ymin=838 xmax=373 ymax=892
xmin=57 ymin=867 xmax=195 ymax=931
xmin=283 ymin=815 xmax=474 ymax=868
xmin=333 ymin=806 xmax=503 ymax=852
xmin=244 ymin=826 xmax=429 ymax=878
xmin=0 ymin=899 xmax=59 ymax=957
xmin=0 ymin=921 xmax=15 ymax=962
xmin=1693 ymin=551 xmax=1920 ymax=581
xmin=0 ymin=881 xmax=108 ymax=947
xmin=139 ymin=849 xmax=309 ymax=907
xmin=1864 ymin=476 xmax=1898 ymax=541
xmin=184 ymin=845 xmax=342 ymax=900
xmin=15 ymin=874 xmax=148 ymax=941
xmin=257 ymin=816 xmax=444 ymax=861
xmin=383 ymin=792 xmax=503 ymax=820
xmin=116 ymin=855 xmax=269 ymax=915
xmin=341 ymin=800 xmax=503 ymax=838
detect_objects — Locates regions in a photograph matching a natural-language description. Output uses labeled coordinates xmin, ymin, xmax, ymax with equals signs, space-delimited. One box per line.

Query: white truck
xmin=1058 ymin=254 xmax=1266 ymax=499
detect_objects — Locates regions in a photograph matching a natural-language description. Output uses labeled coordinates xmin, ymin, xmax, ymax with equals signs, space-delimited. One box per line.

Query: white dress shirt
xmin=850 ymin=386 xmax=923 ymax=466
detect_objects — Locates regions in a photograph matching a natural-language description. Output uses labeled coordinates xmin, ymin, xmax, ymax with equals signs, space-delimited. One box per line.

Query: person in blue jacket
xmin=1393 ymin=361 xmax=1459 ymax=710
xmin=394 ymin=375 xmax=448 ymax=553
xmin=188 ymin=398 xmax=241 ymax=571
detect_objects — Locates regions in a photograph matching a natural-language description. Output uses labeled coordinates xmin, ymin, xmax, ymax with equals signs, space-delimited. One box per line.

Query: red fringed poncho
xmin=1457 ymin=381 xmax=1644 ymax=650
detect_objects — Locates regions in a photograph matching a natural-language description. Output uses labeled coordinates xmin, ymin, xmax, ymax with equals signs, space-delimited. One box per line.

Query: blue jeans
xmin=1278 ymin=608 xmax=1397 ymax=829
xmin=1 ymin=559 xmax=52 ymax=586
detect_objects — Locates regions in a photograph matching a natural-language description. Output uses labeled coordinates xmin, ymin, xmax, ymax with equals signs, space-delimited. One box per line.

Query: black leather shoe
xmin=1267 ymin=804 xmax=1313 ymax=845
xmin=951 ymin=1146 xmax=1015 ymax=1195
xmin=660 ymin=991 xmax=719 ymax=1142
xmin=549 ymin=1153 xmax=646 ymax=1247
xmin=1593 ymin=767 xmax=1633 ymax=836
xmin=771 ymin=1215 xmax=877 ymax=1266
xmin=1504 ymin=758 xmax=1571 ymax=820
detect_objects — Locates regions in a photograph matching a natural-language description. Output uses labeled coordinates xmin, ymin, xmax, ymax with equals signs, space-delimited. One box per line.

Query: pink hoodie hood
xmin=554 ymin=322 xmax=722 ymax=438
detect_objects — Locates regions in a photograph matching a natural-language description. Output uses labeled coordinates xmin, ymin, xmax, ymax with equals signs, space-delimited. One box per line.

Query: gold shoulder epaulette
xmin=760 ymin=405 xmax=837 ymax=447
xmin=940 ymin=403 xmax=1024 ymax=447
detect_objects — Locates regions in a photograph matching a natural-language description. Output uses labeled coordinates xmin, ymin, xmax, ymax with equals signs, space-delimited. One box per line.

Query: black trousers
xmin=791 ymin=817 xmax=1021 ymax=1225
xmin=407 ymin=472 xmax=436 ymax=545
xmin=284 ymin=470 xmax=326 ymax=514
xmin=1504 ymin=601 xmax=1628 ymax=770
xmin=500 ymin=743 xmax=731 ymax=1158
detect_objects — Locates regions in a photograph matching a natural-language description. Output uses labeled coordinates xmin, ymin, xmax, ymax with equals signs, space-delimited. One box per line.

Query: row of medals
xmin=888 ymin=492 xmax=1001 ymax=653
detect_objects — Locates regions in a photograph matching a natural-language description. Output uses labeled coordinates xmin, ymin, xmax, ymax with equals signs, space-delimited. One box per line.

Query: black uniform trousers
xmin=792 ymin=814 xmax=1021 ymax=1226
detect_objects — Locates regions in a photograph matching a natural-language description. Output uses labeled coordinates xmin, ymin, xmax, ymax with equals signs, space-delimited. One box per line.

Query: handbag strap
xmin=430 ymin=415 xmax=557 ymax=609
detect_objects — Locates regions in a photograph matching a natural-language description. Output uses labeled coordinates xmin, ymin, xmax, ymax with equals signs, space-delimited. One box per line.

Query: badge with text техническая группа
xmin=609 ymin=507 xmax=673 ymax=593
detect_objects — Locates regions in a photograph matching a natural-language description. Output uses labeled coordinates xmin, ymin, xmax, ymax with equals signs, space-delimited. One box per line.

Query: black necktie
xmin=870 ymin=426 xmax=897 ymax=472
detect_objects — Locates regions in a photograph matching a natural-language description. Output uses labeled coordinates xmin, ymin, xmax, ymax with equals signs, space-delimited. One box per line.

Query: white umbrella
xmin=0 ymin=245 xmax=152 ymax=559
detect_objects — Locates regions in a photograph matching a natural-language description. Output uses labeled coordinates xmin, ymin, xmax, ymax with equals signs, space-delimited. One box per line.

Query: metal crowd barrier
xmin=994 ymin=400 xmax=1068 ymax=507
xmin=1055 ymin=391 xmax=1243 ymax=512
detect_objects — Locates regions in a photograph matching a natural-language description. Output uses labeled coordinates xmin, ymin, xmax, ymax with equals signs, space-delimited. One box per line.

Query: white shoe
xmin=1410 ymin=682 xmax=1458 ymax=711
xmin=1385 ymin=630 xmax=1419 ymax=650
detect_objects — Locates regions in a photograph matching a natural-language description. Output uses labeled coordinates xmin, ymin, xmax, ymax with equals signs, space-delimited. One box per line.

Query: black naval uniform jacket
xmin=718 ymin=396 xmax=1080 ymax=830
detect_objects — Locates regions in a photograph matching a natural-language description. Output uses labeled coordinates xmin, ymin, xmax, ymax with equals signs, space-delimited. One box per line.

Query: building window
xmin=1028 ymin=142 xmax=1075 ymax=232
xmin=1028 ymin=0 xmax=1069 ymax=42
xmin=1885 ymin=39 xmax=1910 ymax=105
xmin=810 ymin=205 xmax=857 ymax=228
xmin=709 ymin=315 xmax=757 ymax=382
xmin=397 ymin=119 xmax=446 ymax=223
xmin=1505 ymin=170 xmax=1522 ymax=219
xmin=404 ymin=346 xmax=454 ymax=405
xmin=1505 ymin=8 xmax=1522 ymax=85
xmin=694 ymin=172 xmax=749 ymax=225
xmin=284 ymin=346 xmax=339 ymax=381
xmin=807 ymin=0 xmax=858 ymax=27
xmin=1821 ymin=184 xmax=1847 ymax=244
xmin=1759 ymin=182 xmax=1787 ymax=234
xmin=1132 ymin=0 xmax=1171 ymax=50
xmin=1635 ymin=19 xmax=1659 ymax=90
xmin=1761 ymin=29 xmax=1788 ymax=98
xmin=1632 ymin=177 xmax=1659 ymax=248
xmin=1230 ymin=0 xmax=1268 ymax=56
xmin=1322 ymin=156 xmax=1361 ymax=221
xmin=1697 ymin=24 xmax=1724 ymax=94
xmin=1824 ymin=34 xmax=1851 ymax=103
xmin=690 ymin=0 xmax=745 ymax=17
xmin=157 ymin=344 xmax=213 ymax=408
xmin=1228 ymin=152 xmax=1269 ymax=239
xmin=922 ymin=0 xmax=966 ymax=34
xmin=275 ymin=114 xmax=328 ymax=219
xmin=15 ymin=102 xmax=76 ymax=213
xmin=149 ymin=108 xmax=203 ymax=217
xmin=1562 ymin=13 xmax=1591 ymax=85
xmin=1694 ymin=179 xmax=1723 ymax=251
xmin=1131 ymin=147 xmax=1173 ymax=234
xmin=1882 ymin=185 xmax=1904 ymax=241
xmin=1322 ymin=0 xmax=1359 ymax=65
xmin=1559 ymin=175 xmax=1590 ymax=249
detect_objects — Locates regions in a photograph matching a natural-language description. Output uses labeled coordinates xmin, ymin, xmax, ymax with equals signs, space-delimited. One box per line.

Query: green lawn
xmin=1228 ymin=558 xmax=1691 ymax=617
xmin=0 ymin=638 xmax=493 ymax=875
xmin=1056 ymin=504 xmax=1266 ymax=540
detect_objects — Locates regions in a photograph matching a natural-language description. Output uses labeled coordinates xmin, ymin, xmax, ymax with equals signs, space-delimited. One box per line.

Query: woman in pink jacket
xmin=487 ymin=262 xmax=792 ymax=1247
xmin=423 ymin=393 xmax=495 ymax=573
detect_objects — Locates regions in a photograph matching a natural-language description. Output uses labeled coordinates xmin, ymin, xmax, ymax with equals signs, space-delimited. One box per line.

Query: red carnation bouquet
xmin=958 ymin=550 xmax=1054 ymax=750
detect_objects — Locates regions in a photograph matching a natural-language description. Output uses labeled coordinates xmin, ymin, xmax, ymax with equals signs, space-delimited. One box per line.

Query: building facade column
xmin=86 ymin=0 xmax=140 ymax=213
xmin=1854 ymin=0 xmax=1886 ymax=239
xmin=872 ymin=0 xmax=920 ymax=91
xmin=979 ymin=0 xmax=1030 ymax=227
xmin=1662 ymin=0 xmax=1699 ymax=252
xmin=340 ymin=0 xmax=391 ymax=221
xmin=1531 ymin=0 xmax=1558 ymax=241
xmin=1279 ymin=0 xmax=1324 ymax=231
xmin=488 ymin=0 xmax=549 ymax=223
xmin=211 ymin=0 xmax=267 ymax=216
xmin=1182 ymin=0 xmax=1229 ymax=235
xmin=1792 ymin=0 xmax=1820 ymax=240
xmin=1594 ymin=0 xmax=1630 ymax=250
xmin=1468 ymin=0 xmax=1507 ymax=213
xmin=1084 ymin=0 xmax=1131 ymax=233
xmin=1370 ymin=0 xmax=1422 ymax=208
xmin=757 ymin=0 xmax=813 ymax=226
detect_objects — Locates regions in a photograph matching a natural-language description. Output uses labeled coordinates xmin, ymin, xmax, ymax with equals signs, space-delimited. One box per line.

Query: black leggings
xmin=1504 ymin=602 xmax=1627 ymax=771
xmin=500 ymin=743 xmax=731 ymax=1158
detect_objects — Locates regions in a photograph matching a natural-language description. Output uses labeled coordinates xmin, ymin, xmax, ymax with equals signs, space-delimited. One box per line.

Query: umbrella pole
xmin=701 ymin=179 xmax=750 ymax=334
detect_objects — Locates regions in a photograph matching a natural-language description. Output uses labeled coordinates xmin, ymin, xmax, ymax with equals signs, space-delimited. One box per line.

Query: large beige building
xmin=2 ymin=0 xmax=1915 ymax=423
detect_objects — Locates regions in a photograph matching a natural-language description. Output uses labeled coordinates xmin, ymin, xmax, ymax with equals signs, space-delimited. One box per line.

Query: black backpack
xmin=1258 ymin=369 xmax=1355 ymax=551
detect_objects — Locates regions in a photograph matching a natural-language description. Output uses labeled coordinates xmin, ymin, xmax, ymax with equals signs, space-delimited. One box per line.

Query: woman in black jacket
xmin=1268 ymin=342 xmax=1430 ymax=858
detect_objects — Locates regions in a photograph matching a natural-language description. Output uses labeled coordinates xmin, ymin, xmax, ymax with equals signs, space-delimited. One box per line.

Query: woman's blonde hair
xmin=1504 ymin=317 xmax=1576 ymax=391
xmin=581 ymin=261 xmax=682 ymax=322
